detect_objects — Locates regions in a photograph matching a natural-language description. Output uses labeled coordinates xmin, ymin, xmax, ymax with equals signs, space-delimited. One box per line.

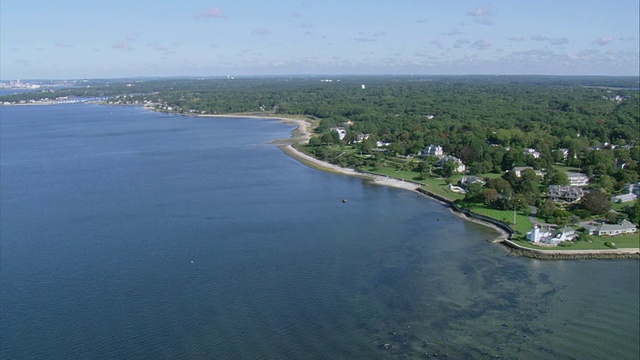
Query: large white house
xmin=584 ymin=220 xmax=637 ymax=236
xmin=436 ymin=155 xmax=466 ymax=173
xmin=526 ymin=225 xmax=578 ymax=245
xmin=423 ymin=144 xmax=443 ymax=157
xmin=567 ymin=172 xmax=589 ymax=186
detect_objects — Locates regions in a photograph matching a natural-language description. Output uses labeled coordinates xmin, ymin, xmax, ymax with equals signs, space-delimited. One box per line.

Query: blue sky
xmin=1 ymin=0 xmax=638 ymax=79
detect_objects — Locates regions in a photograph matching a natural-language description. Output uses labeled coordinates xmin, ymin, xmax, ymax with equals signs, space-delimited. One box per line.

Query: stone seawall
xmin=415 ymin=188 xmax=516 ymax=239
xmin=502 ymin=240 xmax=640 ymax=260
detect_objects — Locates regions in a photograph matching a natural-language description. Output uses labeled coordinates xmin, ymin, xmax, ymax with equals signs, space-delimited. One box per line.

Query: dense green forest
xmin=2 ymin=75 xmax=639 ymax=227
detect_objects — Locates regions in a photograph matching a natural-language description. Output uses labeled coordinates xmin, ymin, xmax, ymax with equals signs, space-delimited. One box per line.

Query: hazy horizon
xmin=2 ymin=1 xmax=638 ymax=80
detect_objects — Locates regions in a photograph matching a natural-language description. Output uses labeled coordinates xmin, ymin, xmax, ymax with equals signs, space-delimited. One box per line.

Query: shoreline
xmin=156 ymin=109 xmax=640 ymax=259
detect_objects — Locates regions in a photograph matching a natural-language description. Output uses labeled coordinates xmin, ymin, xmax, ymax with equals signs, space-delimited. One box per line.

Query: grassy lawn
xmin=461 ymin=204 xmax=534 ymax=236
xmin=512 ymin=232 xmax=639 ymax=250
xmin=611 ymin=200 xmax=636 ymax=212
xmin=362 ymin=166 xmax=467 ymax=201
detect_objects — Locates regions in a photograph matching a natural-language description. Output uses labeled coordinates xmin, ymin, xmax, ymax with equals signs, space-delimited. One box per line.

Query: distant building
xmin=547 ymin=185 xmax=584 ymax=203
xmin=423 ymin=145 xmax=443 ymax=157
xmin=354 ymin=133 xmax=370 ymax=143
xmin=612 ymin=193 xmax=637 ymax=203
xmin=611 ymin=182 xmax=640 ymax=203
xmin=567 ymin=172 xmax=589 ymax=187
xmin=435 ymin=156 xmax=466 ymax=173
xmin=460 ymin=176 xmax=486 ymax=189
xmin=523 ymin=148 xmax=541 ymax=158
xmin=526 ymin=225 xmax=578 ymax=245
xmin=330 ymin=127 xmax=346 ymax=140
xmin=511 ymin=166 xmax=544 ymax=178
xmin=555 ymin=148 xmax=573 ymax=160
xmin=584 ymin=220 xmax=637 ymax=236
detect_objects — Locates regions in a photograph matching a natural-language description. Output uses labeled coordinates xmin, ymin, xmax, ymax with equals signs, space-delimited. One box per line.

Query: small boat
xmin=342 ymin=199 xmax=348 ymax=203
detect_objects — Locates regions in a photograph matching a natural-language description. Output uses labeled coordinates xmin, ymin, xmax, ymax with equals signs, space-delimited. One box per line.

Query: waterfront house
xmin=460 ymin=176 xmax=486 ymax=189
xmin=547 ymin=185 xmax=585 ymax=203
xmin=584 ymin=220 xmax=637 ymax=236
xmin=526 ymin=225 xmax=577 ymax=245
xmin=435 ymin=156 xmax=466 ymax=173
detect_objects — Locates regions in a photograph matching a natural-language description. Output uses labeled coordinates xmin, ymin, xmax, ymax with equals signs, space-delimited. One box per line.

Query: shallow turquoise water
xmin=1 ymin=104 xmax=638 ymax=359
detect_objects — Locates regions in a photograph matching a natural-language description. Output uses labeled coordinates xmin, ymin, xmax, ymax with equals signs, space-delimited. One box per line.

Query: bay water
xmin=1 ymin=104 xmax=638 ymax=359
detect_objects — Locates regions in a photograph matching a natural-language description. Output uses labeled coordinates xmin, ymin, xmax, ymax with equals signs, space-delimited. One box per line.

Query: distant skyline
xmin=1 ymin=0 xmax=639 ymax=80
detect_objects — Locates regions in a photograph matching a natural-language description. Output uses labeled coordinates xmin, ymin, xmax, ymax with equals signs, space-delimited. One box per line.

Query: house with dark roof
xmin=547 ymin=185 xmax=584 ymax=203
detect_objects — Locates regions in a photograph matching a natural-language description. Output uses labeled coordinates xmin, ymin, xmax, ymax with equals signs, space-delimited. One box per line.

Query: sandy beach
xmin=197 ymin=113 xmax=423 ymax=193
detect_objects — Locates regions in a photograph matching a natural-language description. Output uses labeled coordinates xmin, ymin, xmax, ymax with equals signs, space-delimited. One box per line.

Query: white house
xmin=330 ymin=127 xmax=347 ymax=140
xmin=626 ymin=182 xmax=640 ymax=196
xmin=584 ymin=220 xmax=637 ymax=236
xmin=511 ymin=166 xmax=544 ymax=178
xmin=436 ymin=156 xmax=466 ymax=173
xmin=611 ymin=193 xmax=638 ymax=203
xmin=460 ymin=176 xmax=486 ymax=189
xmin=523 ymin=148 xmax=541 ymax=158
xmin=526 ymin=225 xmax=578 ymax=245
xmin=567 ymin=172 xmax=589 ymax=186
xmin=423 ymin=145 xmax=443 ymax=157
xmin=354 ymin=133 xmax=370 ymax=143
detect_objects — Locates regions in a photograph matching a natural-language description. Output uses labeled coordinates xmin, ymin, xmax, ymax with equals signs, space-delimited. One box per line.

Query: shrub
xmin=573 ymin=209 xmax=592 ymax=219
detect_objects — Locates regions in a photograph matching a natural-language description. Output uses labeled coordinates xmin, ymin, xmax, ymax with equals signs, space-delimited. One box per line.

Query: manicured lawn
xmin=512 ymin=232 xmax=639 ymax=250
xmin=362 ymin=166 xmax=466 ymax=201
xmin=611 ymin=200 xmax=636 ymax=212
xmin=462 ymin=204 xmax=533 ymax=236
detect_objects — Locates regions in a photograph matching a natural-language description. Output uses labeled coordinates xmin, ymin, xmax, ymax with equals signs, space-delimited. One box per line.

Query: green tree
xmin=441 ymin=158 xmax=459 ymax=178
xmin=483 ymin=188 xmax=499 ymax=205
xmin=537 ymin=199 xmax=557 ymax=220
xmin=625 ymin=201 xmax=640 ymax=226
xmin=580 ymin=190 xmax=611 ymax=215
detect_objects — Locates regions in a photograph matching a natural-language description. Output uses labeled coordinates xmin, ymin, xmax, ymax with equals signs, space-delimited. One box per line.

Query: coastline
xmin=160 ymin=109 xmax=640 ymax=259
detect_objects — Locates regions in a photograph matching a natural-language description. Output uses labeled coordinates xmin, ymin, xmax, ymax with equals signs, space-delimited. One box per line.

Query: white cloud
xmin=507 ymin=36 xmax=526 ymax=42
xmin=531 ymin=35 xmax=569 ymax=46
xmin=193 ymin=7 xmax=227 ymax=20
xmin=112 ymin=42 xmax=133 ymax=51
xmin=593 ymin=36 xmax=614 ymax=46
xmin=472 ymin=39 xmax=492 ymax=50
xmin=467 ymin=5 xmax=494 ymax=25
xmin=252 ymin=28 xmax=271 ymax=35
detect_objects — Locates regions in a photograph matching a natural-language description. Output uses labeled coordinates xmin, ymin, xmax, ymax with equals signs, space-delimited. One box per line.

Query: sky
xmin=1 ymin=0 xmax=639 ymax=79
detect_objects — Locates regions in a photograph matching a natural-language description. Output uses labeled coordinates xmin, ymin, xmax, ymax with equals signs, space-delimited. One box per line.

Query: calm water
xmin=1 ymin=105 xmax=638 ymax=359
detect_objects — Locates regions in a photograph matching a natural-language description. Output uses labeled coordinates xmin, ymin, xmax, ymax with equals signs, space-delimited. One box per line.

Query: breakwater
xmin=415 ymin=187 xmax=516 ymax=239
xmin=414 ymin=187 xmax=639 ymax=260
xmin=502 ymin=239 xmax=640 ymax=260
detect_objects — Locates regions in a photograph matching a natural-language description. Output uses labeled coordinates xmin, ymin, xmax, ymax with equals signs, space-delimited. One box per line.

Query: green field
xmin=512 ymin=232 xmax=639 ymax=250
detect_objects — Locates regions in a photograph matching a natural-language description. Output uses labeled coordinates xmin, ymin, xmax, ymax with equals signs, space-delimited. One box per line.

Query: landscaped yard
xmin=461 ymin=204 xmax=534 ymax=236
xmin=512 ymin=232 xmax=639 ymax=250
